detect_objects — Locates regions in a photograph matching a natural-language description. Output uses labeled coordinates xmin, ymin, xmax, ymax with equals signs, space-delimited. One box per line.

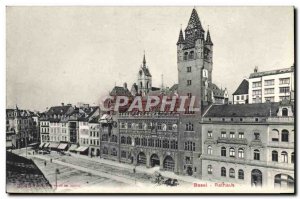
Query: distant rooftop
xmin=233 ymin=79 xmax=249 ymax=95
xmin=249 ymin=66 xmax=294 ymax=78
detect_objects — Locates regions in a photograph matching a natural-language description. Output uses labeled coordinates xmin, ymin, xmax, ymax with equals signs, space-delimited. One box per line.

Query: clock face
xmin=203 ymin=69 xmax=208 ymax=78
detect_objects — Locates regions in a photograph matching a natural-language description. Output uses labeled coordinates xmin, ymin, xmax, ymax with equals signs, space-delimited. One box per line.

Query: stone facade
xmin=201 ymin=102 xmax=294 ymax=189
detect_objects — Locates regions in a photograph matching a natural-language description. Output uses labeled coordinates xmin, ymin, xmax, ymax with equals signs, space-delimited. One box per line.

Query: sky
xmin=6 ymin=6 xmax=294 ymax=112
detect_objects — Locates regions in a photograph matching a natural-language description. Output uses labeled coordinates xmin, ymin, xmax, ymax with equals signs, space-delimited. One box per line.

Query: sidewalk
xmin=69 ymin=153 xmax=203 ymax=184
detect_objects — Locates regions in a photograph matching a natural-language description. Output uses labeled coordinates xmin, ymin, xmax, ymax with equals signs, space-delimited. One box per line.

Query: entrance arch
xmin=137 ymin=152 xmax=146 ymax=165
xmin=150 ymin=154 xmax=160 ymax=167
xmin=187 ymin=166 xmax=193 ymax=176
xmin=274 ymin=174 xmax=294 ymax=188
xmin=163 ymin=156 xmax=175 ymax=171
xmin=251 ymin=169 xmax=263 ymax=187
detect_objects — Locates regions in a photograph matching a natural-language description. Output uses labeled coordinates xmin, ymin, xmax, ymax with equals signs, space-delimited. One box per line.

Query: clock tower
xmin=176 ymin=8 xmax=214 ymax=178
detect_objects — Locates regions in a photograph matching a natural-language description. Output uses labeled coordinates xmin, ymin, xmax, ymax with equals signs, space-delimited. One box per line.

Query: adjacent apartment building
xmin=201 ymin=101 xmax=294 ymax=189
xmin=248 ymin=66 xmax=294 ymax=104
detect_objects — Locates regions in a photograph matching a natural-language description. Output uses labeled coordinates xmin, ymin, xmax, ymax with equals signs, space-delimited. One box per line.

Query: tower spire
xmin=186 ymin=8 xmax=204 ymax=31
xmin=205 ymin=28 xmax=213 ymax=45
xmin=143 ymin=51 xmax=146 ymax=67
xmin=176 ymin=28 xmax=185 ymax=45
xmin=161 ymin=74 xmax=164 ymax=90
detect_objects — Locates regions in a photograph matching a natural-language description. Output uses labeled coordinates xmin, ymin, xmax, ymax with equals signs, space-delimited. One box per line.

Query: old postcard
xmin=6 ymin=6 xmax=295 ymax=194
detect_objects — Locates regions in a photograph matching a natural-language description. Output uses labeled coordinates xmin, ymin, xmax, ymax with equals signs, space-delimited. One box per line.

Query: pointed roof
xmin=143 ymin=52 xmax=146 ymax=67
xmin=232 ymin=79 xmax=249 ymax=95
xmin=185 ymin=8 xmax=204 ymax=31
xmin=205 ymin=29 xmax=213 ymax=45
xmin=176 ymin=29 xmax=185 ymax=45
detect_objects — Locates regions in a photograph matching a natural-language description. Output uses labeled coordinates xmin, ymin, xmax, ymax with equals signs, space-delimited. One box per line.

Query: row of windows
xmin=272 ymin=151 xmax=294 ymax=163
xmin=271 ymin=129 xmax=290 ymax=142
xmin=260 ymin=78 xmax=290 ymax=87
xmin=120 ymin=122 xmax=177 ymax=131
xmin=102 ymin=147 xmax=117 ymax=156
xmin=207 ymin=146 xmax=259 ymax=160
xmin=80 ymin=138 xmax=100 ymax=146
xmin=235 ymin=95 xmax=248 ymax=101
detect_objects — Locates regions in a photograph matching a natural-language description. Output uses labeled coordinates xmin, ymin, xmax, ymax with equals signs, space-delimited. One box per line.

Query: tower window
xmin=187 ymin=80 xmax=192 ymax=86
xmin=188 ymin=51 xmax=195 ymax=59
xmin=187 ymin=66 xmax=192 ymax=72
xmin=184 ymin=52 xmax=188 ymax=61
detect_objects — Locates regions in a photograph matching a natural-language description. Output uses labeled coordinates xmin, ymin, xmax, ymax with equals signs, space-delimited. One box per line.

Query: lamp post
xmin=55 ymin=168 xmax=60 ymax=190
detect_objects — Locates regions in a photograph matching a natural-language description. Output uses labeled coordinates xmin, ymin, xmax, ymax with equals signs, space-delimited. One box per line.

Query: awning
xmin=39 ymin=143 xmax=45 ymax=148
xmin=75 ymin=146 xmax=89 ymax=152
xmin=57 ymin=143 xmax=68 ymax=150
xmin=68 ymin=144 xmax=78 ymax=151
xmin=44 ymin=143 xmax=50 ymax=148
xmin=28 ymin=142 xmax=39 ymax=147
xmin=49 ymin=142 xmax=59 ymax=148
xmin=100 ymin=114 xmax=112 ymax=123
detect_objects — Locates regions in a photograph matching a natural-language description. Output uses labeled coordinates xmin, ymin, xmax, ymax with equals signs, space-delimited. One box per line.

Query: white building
xmin=233 ymin=79 xmax=249 ymax=104
xmin=248 ymin=66 xmax=294 ymax=104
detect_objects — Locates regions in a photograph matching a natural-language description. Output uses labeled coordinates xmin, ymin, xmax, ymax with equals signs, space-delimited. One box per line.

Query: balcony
xmin=217 ymin=137 xmax=248 ymax=145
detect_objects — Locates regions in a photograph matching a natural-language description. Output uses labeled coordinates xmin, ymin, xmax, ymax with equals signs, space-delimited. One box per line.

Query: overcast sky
xmin=6 ymin=6 xmax=294 ymax=111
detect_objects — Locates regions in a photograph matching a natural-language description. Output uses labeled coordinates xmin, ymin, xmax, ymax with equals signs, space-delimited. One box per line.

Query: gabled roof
xmin=233 ymin=79 xmax=249 ymax=95
xmin=110 ymin=86 xmax=132 ymax=96
xmin=209 ymin=83 xmax=226 ymax=98
xmin=204 ymin=103 xmax=280 ymax=117
xmin=169 ymin=84 xmax=178 ymax=92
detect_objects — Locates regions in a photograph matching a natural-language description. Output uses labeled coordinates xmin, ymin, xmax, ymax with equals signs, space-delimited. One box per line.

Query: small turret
xmin=176 ymin=28 xmax=185 ymax=45
xmin=205 ymin=29 xmax=213 ymax=45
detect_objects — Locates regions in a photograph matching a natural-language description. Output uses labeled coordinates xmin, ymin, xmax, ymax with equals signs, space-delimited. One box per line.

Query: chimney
xmin=254 ymin=66 xmax=258 ymax=73
xmin=124 ymin=82 xmax=127 ymax=89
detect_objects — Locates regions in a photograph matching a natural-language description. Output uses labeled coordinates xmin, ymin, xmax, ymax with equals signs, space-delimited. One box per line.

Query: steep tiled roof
xmin=204 ymin=103 xmax=280 ymax=117
xmin=205 ymin=30 xmax=213 ymax=45
xmin=169 ymin=84 xmax=178 ymax=92
xmin=47 ymin=105 xmax=72 ymax=116
xmin=139 ymin=67 xmax=152 ymax=77
xmin=176 ymin=29 xmax=185 ymax=45
xmin=185 ymin=8 xmax=204 ymax=31
xmin=209 ymin=83 xmax=226 ymax=98
xmin=110 ymin=86 xmax=132 ymax=96
xmin=233 ymin=79 xmax=249 ymax=95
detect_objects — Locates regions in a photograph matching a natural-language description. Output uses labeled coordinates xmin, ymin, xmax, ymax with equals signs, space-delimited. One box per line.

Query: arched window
xmin=103 ymin=147 xmax=108 ymax=155
xmin=281 ymin=130 xmax=289 ymax=142
xmin=127 ymin=137 xmax=132 ymax=145
xmin=254 ymin=149 xmax=260 ymax=160
xmin=189 ymin=51 xmax=195 ymax=59
xmin=282 ymin=108 xmax=288 ymax=116
xmin=281 ymin=151 xmax=288 ymax=163
xmin=207 ymin=146 xmax=213 ymax=155
xmin=271 ymin=129 xmax=279 ymax=142
xmin=291 ymin=152 xmax=294 ymax=164
xmin=229 ymin=147 xmax=235 ymax=157
xmin=238 ymin=148 xmax=244 ymax=158
xmin=135 ymin=137 xmax=140 ymax=146
xmin=111 ymin=148 xmax=117 ymax=156
xmin=163 ymin=139 xmax=169 ymax=148
xmin=142 ymin=138 xmax=147 ymax=146
xmin=183 ymin=52 xmax=188 ymax=60
xmin=229 ymin=168 xmax=235 ymax=178
xmin=221 ymin=167 xmax=226 ymax=177
xmin=238 ymin=169 xmax=244 ymax=180
xmin=272 ymin=150 xmax=278 ymax=162
xmin=208 ymin=165 xmax=212 ymax=174
xmin=221 ymin=147 xmax=226 ymax=157
xmin=120 ymin=136 xmax=126 ymax=144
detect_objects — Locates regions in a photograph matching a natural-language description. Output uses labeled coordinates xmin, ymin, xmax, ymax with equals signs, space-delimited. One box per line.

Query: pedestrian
xmin=50 ymin=158 xmax=52 ymax=163
xmin=44 ymin=161 xmax=47 ymax=167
